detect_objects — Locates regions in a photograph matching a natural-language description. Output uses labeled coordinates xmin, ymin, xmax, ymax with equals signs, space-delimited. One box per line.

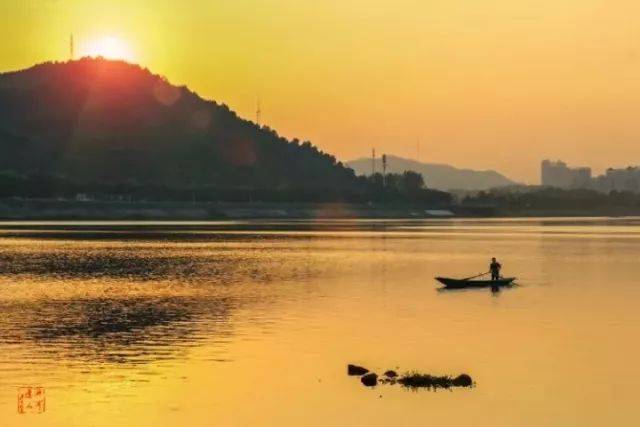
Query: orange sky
xmin=2 ymin=0 xmax=640 ymax=182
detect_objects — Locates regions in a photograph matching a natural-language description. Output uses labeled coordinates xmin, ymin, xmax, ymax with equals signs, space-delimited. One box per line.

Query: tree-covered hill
xmin=0 ymin=58 xmax=359 ymax=198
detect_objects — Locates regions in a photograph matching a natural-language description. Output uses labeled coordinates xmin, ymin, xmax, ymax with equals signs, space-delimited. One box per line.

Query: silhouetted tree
xmin=399 ymin=171 xmax=425 ymax=194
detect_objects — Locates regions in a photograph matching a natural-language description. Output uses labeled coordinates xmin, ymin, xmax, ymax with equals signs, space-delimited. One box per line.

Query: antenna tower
xmin=256 ymin=97 xmax=261 ymax=126
xmin=371 ymin=148 xmax=376 ymax=175
xmin=382 ymin=154 xmax=387 ymax=187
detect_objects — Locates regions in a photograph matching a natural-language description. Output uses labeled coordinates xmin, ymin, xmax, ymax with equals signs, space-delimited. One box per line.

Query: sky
xmin=1 ymin=0 xmax=640 ymax=183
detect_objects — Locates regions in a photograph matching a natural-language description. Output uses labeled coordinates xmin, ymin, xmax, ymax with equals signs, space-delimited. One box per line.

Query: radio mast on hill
xmin=69 ymin=34 xmax=75 ymax=60
xmin=256 ymin=97 xmax=261 ymax=126
xmin=382 ymin=154 xmax=387 ymax=187
xmin=371 ymin=148 xmax=376 ymax=175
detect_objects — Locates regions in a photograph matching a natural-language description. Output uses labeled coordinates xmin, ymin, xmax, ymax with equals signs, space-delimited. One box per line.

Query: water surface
xmin=1 ymin=218 xmax=639 ymax=426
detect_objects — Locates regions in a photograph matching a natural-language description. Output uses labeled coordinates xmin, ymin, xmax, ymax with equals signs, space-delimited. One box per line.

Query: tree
xmin=400 ymin=171 xmax=425 ymax=193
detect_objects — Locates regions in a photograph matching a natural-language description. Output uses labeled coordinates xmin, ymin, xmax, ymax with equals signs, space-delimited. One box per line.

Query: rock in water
xmin=452 ymin=374 xmax=473 ymax=387
xmin=384 ymin=370 xmax=398 ymax=378
xmin=361 ymin=373 xmax=378 ymax=387
xmin=348 ymin=364 xmax=369 ymax=376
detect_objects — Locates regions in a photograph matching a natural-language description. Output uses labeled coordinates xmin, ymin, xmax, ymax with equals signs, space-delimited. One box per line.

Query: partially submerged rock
xmin=361 ymin=372 xmax=378 ymax=387
xmin=384 ymin=370 xmax=398 ymax=378
xmin=348 ymin=364 xmax=369 ymax=376
xmin=452 ymin=374 xmax=473 ymax=387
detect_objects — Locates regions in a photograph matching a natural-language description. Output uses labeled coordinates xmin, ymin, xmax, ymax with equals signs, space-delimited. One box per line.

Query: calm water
xmin=1 ymin=218 xmax=639 ymax=426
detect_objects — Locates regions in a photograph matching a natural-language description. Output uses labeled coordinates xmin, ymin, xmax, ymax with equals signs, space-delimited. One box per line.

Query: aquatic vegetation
xmin=398 ymin=372 xmax=473 ymax=389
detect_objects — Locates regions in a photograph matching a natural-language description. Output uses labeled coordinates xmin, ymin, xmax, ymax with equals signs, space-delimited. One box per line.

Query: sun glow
xmin=80 ymin=36 xmax=135 ymax=61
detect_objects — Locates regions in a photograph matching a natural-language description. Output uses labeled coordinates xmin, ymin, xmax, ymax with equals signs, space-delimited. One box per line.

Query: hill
xmin=346 ymin=155 xmax=516 ymax=191
xmin=0 ymin=58 xmax=359 ymax=200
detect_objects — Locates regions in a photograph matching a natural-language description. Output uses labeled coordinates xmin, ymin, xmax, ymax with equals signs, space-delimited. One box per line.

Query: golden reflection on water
xmin=1 ymin=218 xmax=640 ymax=426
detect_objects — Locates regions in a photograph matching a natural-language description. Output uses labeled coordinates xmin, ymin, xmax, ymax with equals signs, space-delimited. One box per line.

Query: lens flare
xmin=81 ymin=36 xmax=135 ymax=61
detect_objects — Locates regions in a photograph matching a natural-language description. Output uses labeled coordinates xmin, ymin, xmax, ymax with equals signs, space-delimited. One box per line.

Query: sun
xmin=81 ymin=36 xmax=135 ymax=61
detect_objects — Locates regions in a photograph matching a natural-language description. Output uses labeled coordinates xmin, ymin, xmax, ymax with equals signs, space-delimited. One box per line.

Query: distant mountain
xmin=346 ymin=155 xmax=516 ymax=191
xmin=0 ymin=58 xmax=358 ymax=196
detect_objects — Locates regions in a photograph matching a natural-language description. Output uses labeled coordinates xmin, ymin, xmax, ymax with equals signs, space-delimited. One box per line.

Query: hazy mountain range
xmin=347 ymin=155 xmax=516 ymax=191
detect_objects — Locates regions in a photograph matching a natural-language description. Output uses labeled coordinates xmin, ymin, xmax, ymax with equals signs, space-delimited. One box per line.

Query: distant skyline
xmin=3 ymin=0 xmax=640 ymax=183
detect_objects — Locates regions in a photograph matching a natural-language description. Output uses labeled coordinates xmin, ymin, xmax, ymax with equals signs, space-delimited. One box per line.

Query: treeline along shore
xmin=0 ymin=199 xmax=467 ymax=220
xmin=4 ymin=186 xmax=640 ymax=219
xmin=459 ymin=186 xmax=640 ymax=217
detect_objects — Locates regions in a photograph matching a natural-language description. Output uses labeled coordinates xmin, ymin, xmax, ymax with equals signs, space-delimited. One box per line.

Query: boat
xmin=435 ymin=277 xmax=516 ymax=289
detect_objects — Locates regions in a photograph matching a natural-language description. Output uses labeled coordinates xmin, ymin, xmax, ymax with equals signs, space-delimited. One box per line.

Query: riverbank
xmin=2 ymin=198 xmax=640 ymax=219
xmin=0 ymin=199 xmax=471 ymax=220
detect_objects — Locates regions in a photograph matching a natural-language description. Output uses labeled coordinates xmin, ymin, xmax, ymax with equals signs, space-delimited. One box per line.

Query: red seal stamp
xmin=17 ymin=386 xmax=46 ymax=414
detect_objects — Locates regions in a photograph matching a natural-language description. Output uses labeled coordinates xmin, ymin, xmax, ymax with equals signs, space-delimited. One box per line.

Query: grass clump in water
xmin=398 ymin=372 xmax=473 ymax=390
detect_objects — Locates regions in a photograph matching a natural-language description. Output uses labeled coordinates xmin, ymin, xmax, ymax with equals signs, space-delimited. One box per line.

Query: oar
xmin=462 ymin=271 xmax=489 ymax=281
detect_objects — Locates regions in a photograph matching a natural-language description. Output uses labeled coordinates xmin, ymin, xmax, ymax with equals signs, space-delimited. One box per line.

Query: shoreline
xmin=2 ymin=199 xmax=640 ymax=220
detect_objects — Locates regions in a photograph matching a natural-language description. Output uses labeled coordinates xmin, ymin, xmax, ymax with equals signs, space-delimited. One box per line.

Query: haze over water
xmin=0 ymin=218 xmax=639 ymax=426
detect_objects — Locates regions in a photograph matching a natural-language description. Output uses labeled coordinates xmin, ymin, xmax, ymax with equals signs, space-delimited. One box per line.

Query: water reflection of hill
xmin=0 ymin=296 xmax=236 ymax=365
xmin=0 ymin=241 xmax=322 ymax=284
xmin=0 ymin=230 xmax=326 ymax=368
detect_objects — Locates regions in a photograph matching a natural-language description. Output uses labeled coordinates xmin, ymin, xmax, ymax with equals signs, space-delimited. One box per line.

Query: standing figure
xmin=489 ymin=257 xmax=502 ymax=281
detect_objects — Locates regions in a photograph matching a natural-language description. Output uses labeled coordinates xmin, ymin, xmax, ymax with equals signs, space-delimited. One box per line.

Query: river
xmin=0 ymin=218 xmax=638 ymax=426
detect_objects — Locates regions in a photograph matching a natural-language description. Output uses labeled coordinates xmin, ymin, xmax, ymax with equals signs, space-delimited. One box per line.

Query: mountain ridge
xmin=347 ymin=155 xmax=516 ymax=191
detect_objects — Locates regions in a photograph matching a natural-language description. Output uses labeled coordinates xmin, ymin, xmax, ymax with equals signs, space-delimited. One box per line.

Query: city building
xmin=593 ymin=167 xmax=640 ymax=193
xmin=541 ymin=160 xmax=592 ymax=189
xmin=541 ymin=160 xmax=640 ymax=193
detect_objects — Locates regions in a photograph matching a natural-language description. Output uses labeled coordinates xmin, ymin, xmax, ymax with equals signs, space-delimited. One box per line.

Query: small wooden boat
xmin=435 ymin=277 xmax=516 ymax=289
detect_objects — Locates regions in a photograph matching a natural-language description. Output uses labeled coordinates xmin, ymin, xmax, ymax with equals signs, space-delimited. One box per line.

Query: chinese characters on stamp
xmin=17 ymin=386 xmax=46 ymax=414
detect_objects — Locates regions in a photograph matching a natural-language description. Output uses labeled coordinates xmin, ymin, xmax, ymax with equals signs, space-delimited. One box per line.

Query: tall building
xmin=541 ymin=160 xmax=640 ymax=193
xmin=593 ymin=167 xmax=640 ymax=193
xmin=541 ymin=160 xmax=592 ymax=189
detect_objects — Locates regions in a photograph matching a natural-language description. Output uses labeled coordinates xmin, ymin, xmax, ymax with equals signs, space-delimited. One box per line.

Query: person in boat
xmin=489 ymin=257 xmax=502 ymax=281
